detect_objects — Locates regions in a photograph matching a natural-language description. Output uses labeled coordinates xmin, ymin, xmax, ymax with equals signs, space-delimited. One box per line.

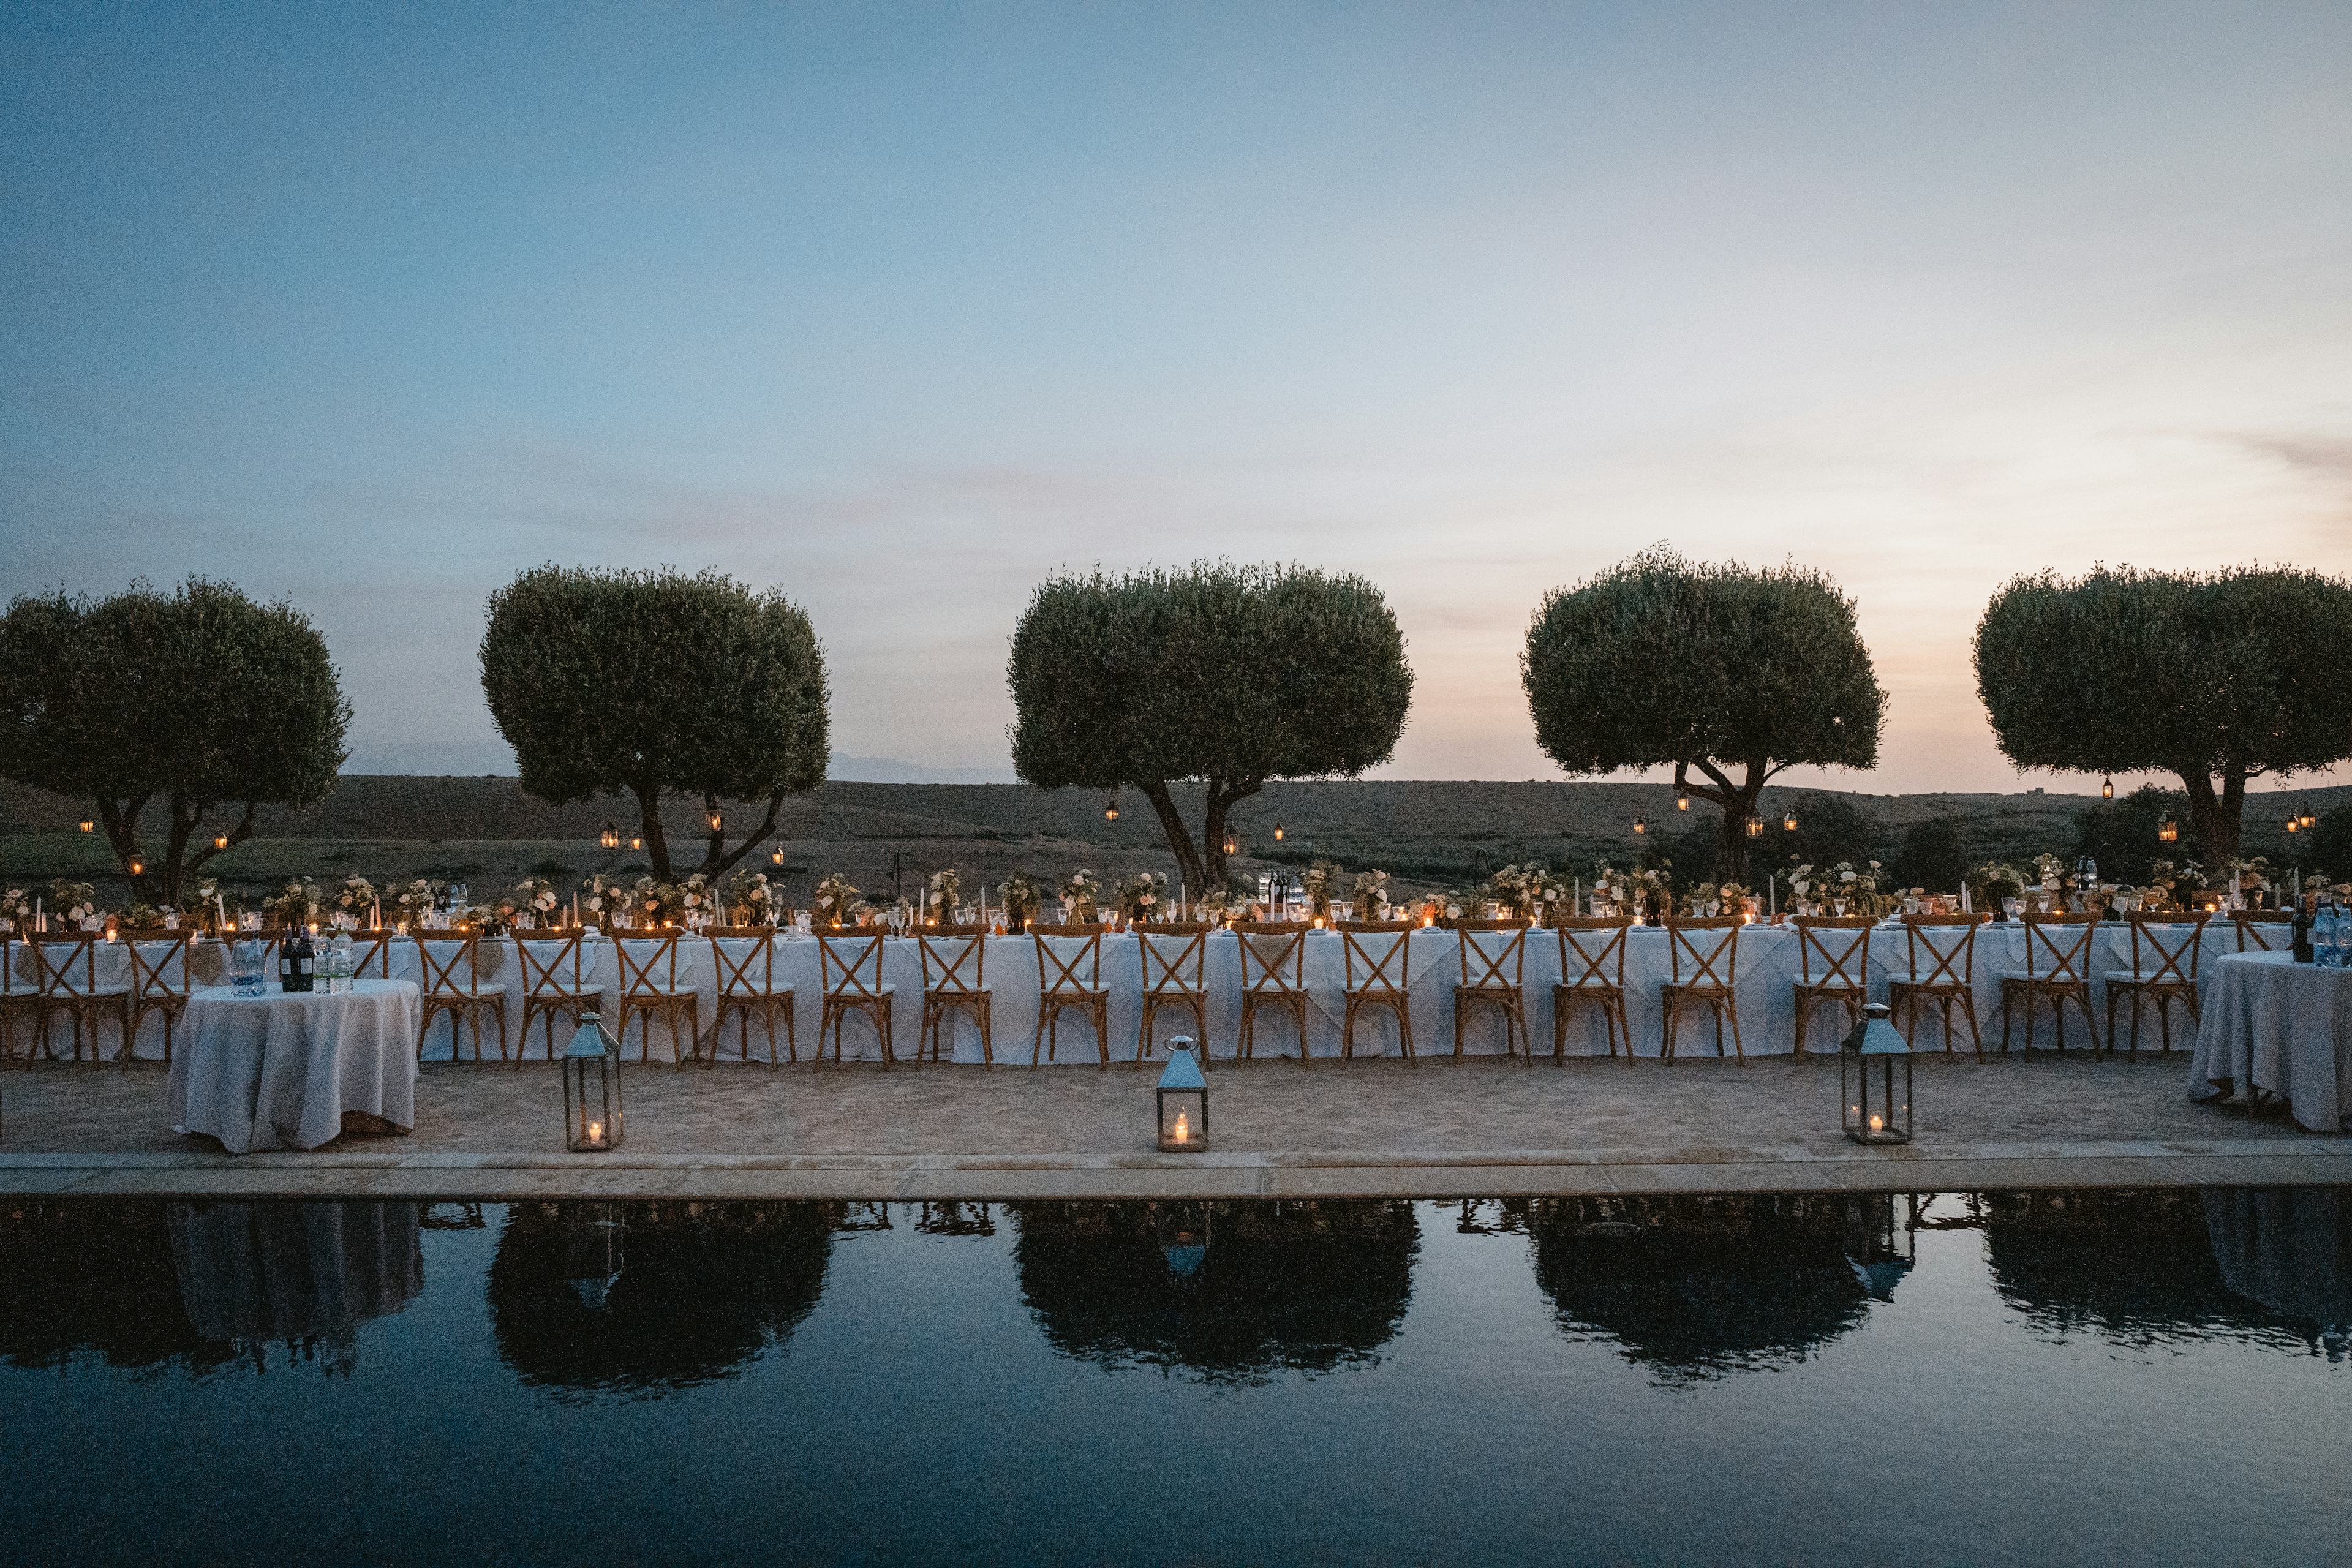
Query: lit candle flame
xmin=1172 ymin=1111 xmax=1189 ymax=1144
xmin=1868 ymin=1114 xmax=1883 ymax=1132
xmin=587 ymin=1120 xmax=603 ymax=1142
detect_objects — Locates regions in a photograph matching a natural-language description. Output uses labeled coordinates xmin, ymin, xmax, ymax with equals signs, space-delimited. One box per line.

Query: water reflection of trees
xmin=0 ymin=1199 xmax=421 ymax=1378
xmin=488 ymin=1201 xmax=839 ymax=1398
xmin=1012 ymin=1200 xmax=1417 ymax=1384
xmin=1980 ymin=1189 xmax=2303 ymax=1349
xmin=1529 ymin=1194 xmax=1905 ymax=1385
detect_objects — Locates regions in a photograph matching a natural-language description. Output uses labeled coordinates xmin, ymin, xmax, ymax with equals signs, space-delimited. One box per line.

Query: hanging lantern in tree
xmin=1676 ymin=790 xmax=1690 ymax=812
xmin=1746 ymin=815 xmax=1765 ymax=839
xmin=1632 ymin=815 xmax=1648 ymax=835
xmin=1156 ymin=1038 xmax=1208 ymax=1153
xmin=707 ymin=808 xmax=725 ymax=834
xmin=1104 ymin=794 xmax=1120 ymax=822
xmin=562 ymin=1009 xmax=624 ymax=1152
xmin=2297 ymin=803 xmax=2317 ymax=832
xmin=213 ymin=830 xmax=229 ymax=851
xmin=2101 ymin=775 xmax=2114 ymax=800
xmin=128 ymin=855 xmax=145 ymax=878
xmin=629 ymin=833 xmax=643 ymax=851
xmin=1782 ymin=809 xmax=1798 ymax=832
xmin=1273 ymin=822 xmax=1286 ymax=842
xmin=2157 ymin=815 xmax=2179 ymax=844
xmin=771 ymin=842 xmax=785 ymax=865
xmin=78 ymin=816 xmax=94 ymax=833
xmin=1841 ymin=1003 xmax=1912 ymax=1145
xmin=600 ymin=821 xmax=620 ymax=850
xmin=1222 ymin=830 xmax=1238 ymax=858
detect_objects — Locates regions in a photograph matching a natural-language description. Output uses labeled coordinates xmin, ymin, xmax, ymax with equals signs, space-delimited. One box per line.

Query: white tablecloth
xmin=2189 ymin=951 xmax=2352 ymax=1133
xmin=170 ymin=979 xmax=421 ymax=1152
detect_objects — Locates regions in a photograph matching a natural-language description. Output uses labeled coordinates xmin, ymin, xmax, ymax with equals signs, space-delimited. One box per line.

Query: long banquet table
xmin=15 ymin=918 xmax=2274 ymax=1067
xmin=2188 ymin=951 xmax=2352 ymax=1132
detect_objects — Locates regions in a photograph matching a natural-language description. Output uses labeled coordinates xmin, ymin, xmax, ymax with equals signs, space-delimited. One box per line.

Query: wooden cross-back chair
xmin=126 ymin=933 xmax=200 ymax=1065
xmin=1234 ymin=921 xmax=1308 ymax=1064
xmin=1887 ymin=915 xmax=1984 ymax=1055
xmin=512 ymin=929 xmax=600 ymax=1065
xmin=817 ymin=930 xmax=895 ymax=1067
xmin=1339 ymin=921 xmax=1415 ymax=1061
xmin=348 ymin=928 xmax=401 ymax=981
xmin=2105 ymin=912 xmax=2207 ymax=1059
xmin=708 ymin=929 xmax=796 ymax=1066
xmin=2000 ymin=913 xmax=2101 ymax=1055
xmin=1451 ymin=919 xmax=1529 ymax=1061
xmin=0 ymin=933 xmax=36 ymax=1063
xmin=1135 ymin=924 xmax=1210 ymax=1065
xmin=1659 ymin=919 xmax=1744 ymax=1061
xmin=31 ymin=933 xmax=132 ymax=1064
xmin=916 ymin=925 xmax=992 ymax=1067
xmin=1791 ymin=916 xmax=1874 ymax=1056
xmin=2230 ymin=912 xmax=2294 ymax=953
xmin=413 ymin=932 xmax=508 ymax=1062
xmin=1551 ymin=918 xmax=1631 ymax=1061
xmin=1030 ymin=924 xmax=1108 ymax=1067
xmin=612 ymin=931 xmax=700 ymax=1065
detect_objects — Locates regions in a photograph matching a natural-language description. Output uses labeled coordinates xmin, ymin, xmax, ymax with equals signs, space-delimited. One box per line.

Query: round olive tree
xmin=0 ymin=579 xmax=350 ymax=904
xmin=1974 ymin=566 xmax=2352 ymax=864
xmin=1521 ymin=549 xmax=1885 ymax=884
xmin=1009 ymin=563 xmax=1413 ymax=893
xmin=481 ymin=566 xmax=829 ymax=883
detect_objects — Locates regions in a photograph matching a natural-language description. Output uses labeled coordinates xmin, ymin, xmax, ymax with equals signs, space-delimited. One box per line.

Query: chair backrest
xmin=1031 ymin=928 xmax=1103 ymax=994
xmin=514 ymin=929 xmax=591 ymax=996
xmin=2021 ymin=913 xmax=2098 ymax=981
xmin=1793 ymin=916 xmax=1873 ymax=987
xmin=1665 ymin=918 xmax=1741 ymax=987
xmin=1233 ymin=921 xmax=1305 ymax=993
xmin=0 ymin=933 xmax=22 ymax=995
xmin=414 ymin=934 xmax=492 ymax=999
xmin=706 ymin=932 xmax=778 ymax=995
xmin=1137 ymin=925 xmax=1210 ymax=996
xmin=817 ymin=930 xmax=888 ymax=1000
xmin=32 ymin=933 xmax=103 ymax=998
xmin=1901 ymin=915 xmax=1979 ymax=988
xmin=1455 ymin=920 xmax=1527 ymax=989
xmin=2231 ymin=912 xmax=2294 ymax=953
xmin=350 ymin=929 xmax=401 ymax=979
xmin=1339 ymin=921 xmax=1413 ymax=994
xmin=916 ymin=930 xmax=988 ymax=993
xmin=1555 ymin=918 xmax=1631 ymax=990
xmin=612 ymin=932 xmax=686 ymax=998
xmin=2126 ymin=912 xmax=2207 ymax=984
xmin=127 ymin=935 xmax=197 ymax=999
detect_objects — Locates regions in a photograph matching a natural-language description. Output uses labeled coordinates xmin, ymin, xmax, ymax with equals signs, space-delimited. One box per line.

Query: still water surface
xmin=3 ymin=1190 xmax=2347 ymax=1566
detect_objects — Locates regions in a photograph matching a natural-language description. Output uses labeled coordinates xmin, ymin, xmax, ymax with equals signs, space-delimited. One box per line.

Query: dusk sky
xmin=4 ymin=2 xmax=2346 ymax=794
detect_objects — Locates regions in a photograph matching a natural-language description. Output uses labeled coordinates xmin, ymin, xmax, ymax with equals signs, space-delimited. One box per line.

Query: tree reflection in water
xmin=0 ymin=1199 xmax=422 ymax=1378
xmin=488 ymin=1200 xmax=839 ymax=1398
xmin=1529 ymin=1194 xmax=1909 ymax=1385
xmin=1012 ymin=1199 xmax=1417 ymax=1384
xmin=1980 ymin=1189 xmax=2304 ymax=1350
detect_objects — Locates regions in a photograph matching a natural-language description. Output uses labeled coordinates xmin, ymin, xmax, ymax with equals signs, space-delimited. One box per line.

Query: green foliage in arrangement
xmin=1008 ymin=562 xmax=1413 ymax=894
xmin=0 ymin=579 xmax=349 ymax=903
xmin=1975 ymin=565 xmax=2352 ymax=864
xmin=481 ymin=565 xmax=829 ymax=883
xmin=1521 ymin=548 xmax=1885 ymax=883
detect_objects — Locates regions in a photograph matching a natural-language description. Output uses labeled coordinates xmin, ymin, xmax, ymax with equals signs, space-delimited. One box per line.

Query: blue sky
xmin=4 ymin=1 xmax=2347 ymax=791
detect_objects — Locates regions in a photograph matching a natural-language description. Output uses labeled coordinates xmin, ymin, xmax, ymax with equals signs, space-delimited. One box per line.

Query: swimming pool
xmin=4 ymin=1190 xmax=2346 ymax=1564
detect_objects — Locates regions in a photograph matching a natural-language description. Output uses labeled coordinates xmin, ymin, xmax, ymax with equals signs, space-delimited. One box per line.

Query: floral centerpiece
xmin=1058 ymin=868 xmax=1100 ymax=923
xmin=1300 ymin=859 xmax=1340 ymax=919
xmin=2219 ymin=856 xmax=2274 ymax=899
xmin=334 ymin=875 xmax=378 ymax=926
xmin=392 ymin=877 xmax=444 ymax=925
xmin=997 ymin=872 xmax=1041 ymax=932
xmin=1348 ymin=868 xmax=1391 ymax=921
xmin=512 ymin=876 xmax=560 ymax=926
xmin=47 ymin=879 xmax=101 ymax=928
xmin=2031 ymin=853 xmax=2067 ymax=894
xmin=264 ymin=878 xmax=321 ymax=929
xmin=812 ymin=872 xmax=861 ymax=927
xmin=0 ymin=887 xmax=35 ymax=927
xmin=677 ymin=873 xmax=713 ymax=927
xmin=1588 ymin=864 xmax=1632 ymax=916
xmin=1114 ymin=870 xmax=1166 ymax=924
xmin=578 ymin=872 xmax=625 ymax=927
xmin=721 ymin=869 xmax=782 ymax=925
xmin=927 ymin=869 xmax=961 ymax=920
xmin=1717 ymin=881 xmax=1753 ymax=917
xmin=1824 ymin=860 xmax=1883 ymax=919
xmin=1482 ymin=862 xmax=1541 ymax=921
xmin=1967 ymin=861 xmax=2026 ymax=911
xmin=1194 ymin=884 xmax=1238 ymax=925
xmin=1632 ymin=863 xmax=1673 ymax=923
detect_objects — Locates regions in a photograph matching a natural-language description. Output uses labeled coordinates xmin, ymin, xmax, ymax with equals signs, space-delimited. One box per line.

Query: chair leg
xmin=1961 ymin=992 xmax=1984 ymax=1059
xmin=1727 ymin=998 xmax=1744 ymax=1062
xmin=1031 ymin=1005 xmax=1047 ymax=1069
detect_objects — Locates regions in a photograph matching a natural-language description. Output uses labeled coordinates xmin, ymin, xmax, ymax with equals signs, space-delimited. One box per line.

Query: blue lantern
xmin=1156 ymin=1038 xmax=1208 ymax=1152
xmin=563 ymin=1009 xmax=623 ymax=1152
xmin=1841 ymin=1003 xmax=1913 ymax=1144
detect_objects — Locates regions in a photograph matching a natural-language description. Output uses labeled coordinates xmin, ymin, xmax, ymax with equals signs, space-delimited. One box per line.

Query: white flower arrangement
xmin=927 ymin=869 xmax=960 ymax=914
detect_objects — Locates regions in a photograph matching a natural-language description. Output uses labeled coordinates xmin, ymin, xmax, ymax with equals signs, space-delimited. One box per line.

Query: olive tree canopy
xmin=1008 ymin=564 xmax=1412 ymax=892
xmin=0 ymin=579 xmax=349 ymax=904
xmin=1521 ymin=549 xmax=1885 ymax=883
xmin=1973 ymin=566 xmax=2352 ymax=863
xmin=481 ymin=566 xmax=829 ymax=883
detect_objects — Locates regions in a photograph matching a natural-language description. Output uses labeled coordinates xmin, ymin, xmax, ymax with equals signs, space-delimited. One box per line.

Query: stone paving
xmin=4 ymin=1047 xmax=2346 ymax=1199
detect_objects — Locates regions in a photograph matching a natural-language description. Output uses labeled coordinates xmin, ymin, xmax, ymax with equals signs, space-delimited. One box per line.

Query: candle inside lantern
xmin=1172 ymin=1110 xmax=1189 ymax=1144
xmin=1868 ymin=1114 xmax=1883 ymax=1133
xmin=587 ymin=1120 xmax=603 ymax=1143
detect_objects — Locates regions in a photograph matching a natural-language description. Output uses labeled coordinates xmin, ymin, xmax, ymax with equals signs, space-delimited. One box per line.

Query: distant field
xmin=1 ymin=774 xmax=2341 ymax=906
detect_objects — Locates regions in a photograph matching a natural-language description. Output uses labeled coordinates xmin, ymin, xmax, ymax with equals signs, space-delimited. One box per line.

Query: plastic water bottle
xmin=333 ymin=931 xmax=355 ymax=993
xmin=2316 ymin=903 xmax=2342 ymax=969
xmin=232 ymin=938 xmax=262 ymax=995
xmin=2331 ymin=903 xmax=2351 ymax=970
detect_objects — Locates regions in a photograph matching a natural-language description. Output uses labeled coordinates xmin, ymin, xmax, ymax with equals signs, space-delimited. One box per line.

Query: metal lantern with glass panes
xmin=1156 ymin=1037 xmax=1208 ymax=1152
xmin=1841 ymin=1003 xmax=1912 ymax=1144
xmin=564 ymin=1202 xmax=625 ymax=1311
xmin=562 ymin=1009 xmax=624 ymax=1152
